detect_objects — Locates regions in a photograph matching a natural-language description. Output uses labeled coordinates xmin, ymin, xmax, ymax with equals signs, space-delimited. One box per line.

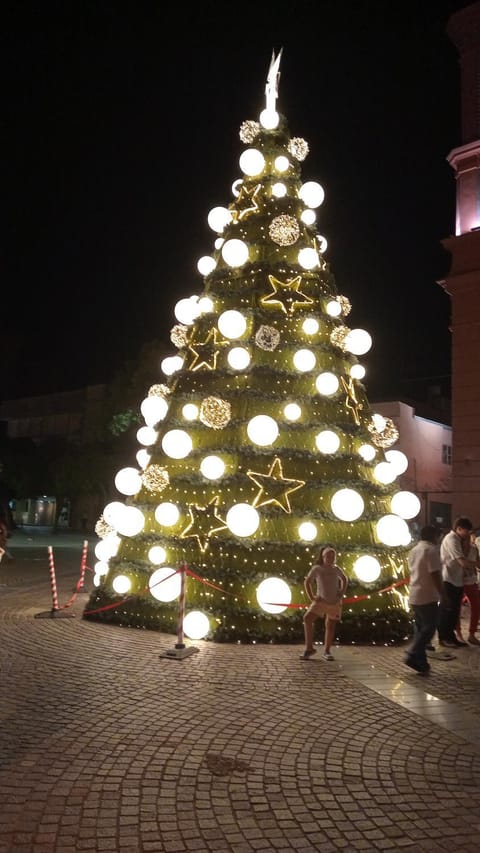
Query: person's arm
xmin=304 ymin=575 xmax=315 ymax=602
xmin=337 ymin=568 xmax=348 ymax=600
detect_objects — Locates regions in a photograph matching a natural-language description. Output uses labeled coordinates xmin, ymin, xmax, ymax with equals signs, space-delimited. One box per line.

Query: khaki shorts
xmin=305 ymin=600 xmax=342 ymax=621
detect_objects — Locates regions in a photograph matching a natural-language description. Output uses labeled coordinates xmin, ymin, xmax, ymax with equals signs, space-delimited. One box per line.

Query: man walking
xmin=438 ymin=516 xmax=479 ymax=648
xmin=404 ymin=525 xmax=443 ymax=674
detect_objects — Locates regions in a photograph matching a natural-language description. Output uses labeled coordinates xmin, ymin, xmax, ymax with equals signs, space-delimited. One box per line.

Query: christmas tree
xmin=84 ymin=52 xmax=418 ymax=645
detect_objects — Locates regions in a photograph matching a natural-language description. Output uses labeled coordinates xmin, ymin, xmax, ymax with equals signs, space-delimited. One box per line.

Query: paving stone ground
xmin=1 ymin=532 xmax=479 ymax=852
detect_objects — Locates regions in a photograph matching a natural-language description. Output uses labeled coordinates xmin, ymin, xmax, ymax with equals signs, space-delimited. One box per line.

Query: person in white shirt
xmin=301 ymin=545 xmax=348 ymax=662
xmin=404 ymin=525 xmax=443 ymax=674
xmin=456 ymin=530 xmax=480 ymax=645
xmin=438 ymin=516 xmax=478 ymax=648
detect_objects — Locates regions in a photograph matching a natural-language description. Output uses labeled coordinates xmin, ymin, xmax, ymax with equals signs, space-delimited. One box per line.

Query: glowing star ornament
xmin=247 ymin=456 xmax=304 ymax=513
xmin=340 ymin=376 xmax=363 ymax=426
xmin=230 ymin=182 xmax=261 ymax=222
xmin=187 ymin=328 xmax=221 ymax=371
xmin=261 ymin=274 xmax=313 ymax=315
xmin=180 ymin=497 xmax=227 ymax=552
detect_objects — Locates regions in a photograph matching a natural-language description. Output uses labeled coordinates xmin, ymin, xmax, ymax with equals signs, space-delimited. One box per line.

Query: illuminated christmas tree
xmin=84 ymin=52 xmax=418 ymax=645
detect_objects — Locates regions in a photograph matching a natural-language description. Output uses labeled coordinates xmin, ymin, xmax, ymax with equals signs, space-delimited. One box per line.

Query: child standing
xmin=301 ymin=545 xmax=348 ymax=661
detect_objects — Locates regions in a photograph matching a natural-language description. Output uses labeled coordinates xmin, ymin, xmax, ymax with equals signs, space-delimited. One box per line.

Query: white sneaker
xmin=323 ymin=652 xmax=334 ymax=661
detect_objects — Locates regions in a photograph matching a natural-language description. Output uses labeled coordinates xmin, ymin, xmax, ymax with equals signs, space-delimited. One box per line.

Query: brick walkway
xmin=1 ymin=533 xmax=479 ymax=852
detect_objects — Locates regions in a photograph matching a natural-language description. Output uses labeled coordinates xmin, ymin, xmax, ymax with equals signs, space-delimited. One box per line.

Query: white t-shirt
xmin=440 ymin=529 xmax=466 ymax=587
xmin=408 ymin=540 xmax=441 ymax=606
xmin=305 ymin=563 xmax=347 ymax=604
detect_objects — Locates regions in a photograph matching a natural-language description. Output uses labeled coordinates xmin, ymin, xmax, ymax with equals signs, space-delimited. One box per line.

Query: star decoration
xmin=179 ymin=497 xmax=227 ymax=552
xmin=187 ymin=328 xmax=221 ymax=371
xmin=230 ymin=183 xmax=261 ymax=222
xmin=340 ymin=375 xmax=363 ymax=426
xmin=247 ymin=457 xmax=304 ymax=513
xmin=260 ymin=274 xmax=313 ymax=315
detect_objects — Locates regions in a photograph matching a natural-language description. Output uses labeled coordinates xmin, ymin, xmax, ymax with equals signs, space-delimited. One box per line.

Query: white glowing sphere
xmin=376 ymin=514 xmax=411 ymax=546
xmin=231 ymin=178 xmax=243 ymax=197
xmin=226 ymin=503 xmax=260 ymax=536
xmin=331 ymin=488 xmax=364 ymax=521
xmin=301 ymin=209 xmax=316 ymax=225
xmin=155 ymin=502 xmax=180 ymax=527
xmin=148 ymin=545 xmax=167 ymax=564
xmin=221 ymin=239 xmax=249 ymax=267
xmin=174 ymin=296 xmax=200 ymax=325
xmin=162 ymin=429 xmax=192 ymax=459
xmin=200 ymin=455 xmax=225 ymax=480
xmin=316 ymin=372 xmax=339 ymax=396
xmin=207 ymin=206 xmax=232 ymax=233
xmin=227 ymin=347 xmax=250 ymax=370
xmin=95 ymin=536 xmax=120 ymax=561
xmin=239 ymin=148 xmax=265 ymax=176
xmin=298 ymin=247 xmax=320 ymax=269
xmin=302 ymin=318 xmax=319 ymax=334
xmin=115 ymin=467 xmax=142 ymax=496
xmin=197 ymin=256 xmax=216 ymax=276
xmin=299 ymin=181 xmax=325 ymax=208
xmin=372 ymin=413 xmax=387 ymax=432
xmin=103 ymin=501 xmax=126 ymax=527
xmin=274 ymin=155 xmax=289 ymax=172
xmin=256 ymin=577 xmax=291 ymax=614
xmin=183 ymin=610 xmax=210 ymax=640
xmin=94 ymin=560 xmax=109 ymax=576
xmin=284 ymin=403 xmax=302 ymax=421
xmin=316 ymin=234 xmax=328 ymax=253
xmin=259 ymin=109 xmax=279 ymax=129
xmin=373 ymin=461 xmax=397 ymax=485
xmin=293 ymin=348 xmax=316 ymax=372
xmin=115 ymin=506 xmax=145 ymax=536
xmin=136 ymin=426 xmax=158 ymax=446
xmin=149 ymin=567 xmax=181 ymax=602
xmin=326 ymin=299 xmax=342 ymax=317
xmin=215 ymin=237 xmax=224 ymax=247
xmin=247 ymin=415 xmax=279 ymax=446
xmin=350 ymin=364 xmax=366 ymax=380
xmin=217 ymin=309 xmax=247 ymax=339
xmin=141 ymin=395 xmax=168 ymax=426
xmin=182 ymin=403 xmax=199 ymax=421
xmin=385 ymin=449 xmax=408 ymax=475
xmin=136 ymin=449 xmax=151 ymax=469
xmin=271 ymin=182 xmax=287 ymax=198
xmin=161 ymin=354 xmax=183 ymax=376
xmin=316 ymin=430 xmax=340 ymax=454
xmin=354 ymin=555 xmax=382 ymax=583
xmin=391 ymin=491 xmax=421 ymax=520
xmin=93 ymin=574 xmax=101 ymax=587
xmin=344 ymin=329 xmax=372 ymax=355
xmin=358 ymin=444 xmax=376 ymax=462
xmin=197 ymin=295 xmax=214 ymax=313
xmin=299 ymin=521 xmax=317 ymax=541
xmin=112 ymin=575 xmax=131 ymax=594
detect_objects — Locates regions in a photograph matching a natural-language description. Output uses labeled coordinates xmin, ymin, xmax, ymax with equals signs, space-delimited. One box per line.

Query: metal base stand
xmin=160 ymin=644 xmax=199 ymax=660
xmin=35 ymin=610 xmax=76 ymax=619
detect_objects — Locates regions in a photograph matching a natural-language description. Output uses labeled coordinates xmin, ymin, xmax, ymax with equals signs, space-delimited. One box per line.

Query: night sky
xmin=4 ymin=0 xmax=471 ymax=404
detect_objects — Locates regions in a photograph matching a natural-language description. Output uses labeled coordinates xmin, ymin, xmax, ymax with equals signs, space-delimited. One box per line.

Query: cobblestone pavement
xmin=1 ymin=533 xmax=480 ymax=852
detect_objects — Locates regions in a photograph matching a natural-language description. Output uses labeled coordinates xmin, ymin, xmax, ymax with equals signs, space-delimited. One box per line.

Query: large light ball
xmin=162 ymin=429 xmax=192 ymax=459
xmin=358 ymin=444 xmax=376 ymax=462
xmin=221 ymin=239 xmax=249 ymax=267
xmin=239 ymin=148 xmax=265 ymax=176
xmin=302 ymin=318 xmax=319 ymax=335
xmin=373 ymin=461 xmax=397 ymax=485
xmin=155 ymin=502 xmax=180 ymax=527
xmin=183 ymin=611 xmax=210 ymax=640
xmin=103 ymin=501 xmax=126 ymax=527
xmin=326 ymin=299 xmax=342 ymax=317
xmin=385 ymin=449 xmax=408 ymax=475
xmin=391 ymin=491 xmax=421 ymax=519
xmin=112 ymin=575 xmax=131 ymax=594
xmin=115 ymin=467 xmax=142 ymax=496
xmin=299 ymin=521 xmax=317 ymax=541
xmin=316 ymin=372 xmax=339 ymax=396
xmin=316 ymin=430 xmax=340 ymax=454
xmin=207 ymin=206 xmax=232 ymax=233
xmin=182 ymin=403 xmax=199 ymax=421
xmin=161 ymin=355 xmax=183 ymax=376
xmin=136 ymin=426 xmax=158 ymax=446
xmin=136 ymin=449 xmax=151 ymax=469
xmin=197 ymin=256 xmax=216 ymax=276
xmin=259 ymin=109 xmax=280 ymax=130
xmin=344 ymin=329 xmax=372 ymax=355
xmin=227 ymin=347 xmax=250 ymax=370
xmin=197 ymin=295 xmax=214 ymax=314
xmin=298 ymin=181 xmax=325 ymax=208
xmin=256 ymin=577 xmax=291 ymax=614
xmin=293 ymin=348 xmax=316 ymax=372
xmin=284 ymin=403 xmax=302 ymax=421
xmin=174 ymin=296 xmax=200 ymax=325
xmin=95 ymin=536 xmax=120 ymax=561
xmin=354 ymin=555 xmax=382 ymax=583
xmin=376 ymin=514 xmax=411 ymax=546
xmin=301 ymin=209 xmax=316 ymax=225
xmin=226 ymin=503 xmax=260 ymax=536
xmin=141 ymin=395 xmax=168 ymax=426
xmin=217 ymin=309 xmax=247 ymax=339
xmin=247 ymin=415 xmax=279 ymax=446
xmin=331 ymin=488 xmax=364 ymax=521
xmin=148 ymin=545 xmax=167 ymax=564
xmin=298 ymin=247 xmax=319 ymax=269
xmin=271 ymin=182 xmax=287 ymax=198
xmin=350 ymin=364 xmax=366 ymax=380
xmin=200 ymin=455 xmax=225 ymax=480
xmin=149 ymin=567 xmax=181 ymax=602
xmin=115 ymin=506 xmax=145 ymax=536
xmin=94 ymin=560 xmax=109 ymax=577
xmin=372 ymin=413 xmax=387 ymax=432
xmin=274 ymin=155 xmax=289 ymax=172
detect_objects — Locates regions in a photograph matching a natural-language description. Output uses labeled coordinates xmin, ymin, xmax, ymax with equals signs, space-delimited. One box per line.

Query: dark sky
xmin=3 ymin=0 xmax=471 ymax=403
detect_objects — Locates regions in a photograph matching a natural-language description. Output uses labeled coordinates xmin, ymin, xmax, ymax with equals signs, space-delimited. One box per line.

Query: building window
xmin=442 ymin=444 xmax=452 ymax=465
